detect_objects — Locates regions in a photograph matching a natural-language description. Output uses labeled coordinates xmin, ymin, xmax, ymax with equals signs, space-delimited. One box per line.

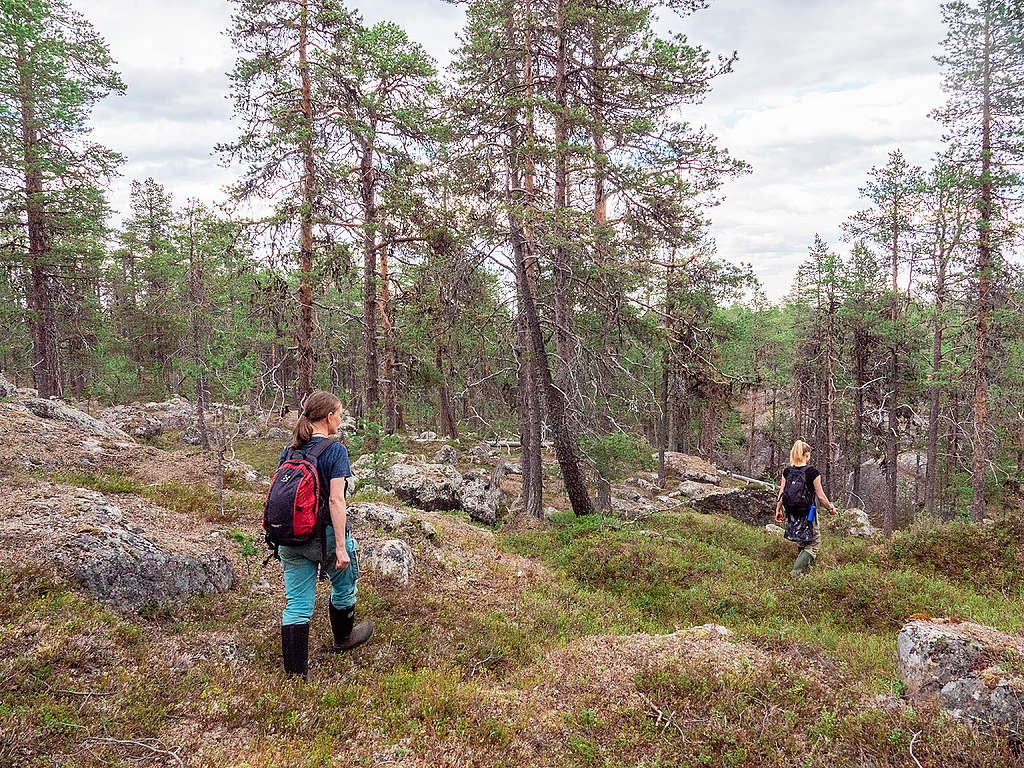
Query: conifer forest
xmin=2 ymin=0 xmax=1023 ymax=531
xmin=9 ymin=1 xmax=1024 ymax=766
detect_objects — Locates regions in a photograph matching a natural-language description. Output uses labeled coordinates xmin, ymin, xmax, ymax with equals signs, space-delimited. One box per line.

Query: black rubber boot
xmin=281 ymin=623 xmax=310 ymax=679
xmin=328 ymin=603 xmax=374 ymax=653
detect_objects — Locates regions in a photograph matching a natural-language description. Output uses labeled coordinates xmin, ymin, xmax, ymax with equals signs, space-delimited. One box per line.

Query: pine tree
xmin=933 ymin=0 xmax=1024 ymax=520
xmin=1 ymin=0 xmax=124 ymax=397
xmin=844 ymin=150 xmax=924 ymax=535
xmin=219 ymin=0 xmax=357 ymax=401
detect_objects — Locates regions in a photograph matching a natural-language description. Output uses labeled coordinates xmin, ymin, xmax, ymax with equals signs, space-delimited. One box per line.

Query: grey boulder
xmin=363 ymin=539 xmax=414 ymax=585
xmin=692 ymin=486 xmax=776 ymax=527
xmin=898 ymin=619 xmax=1024 ymax=730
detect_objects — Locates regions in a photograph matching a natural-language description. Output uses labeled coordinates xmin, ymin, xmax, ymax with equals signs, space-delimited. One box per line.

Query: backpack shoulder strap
xmin=305 ymin=437 xmax=336 ymax=461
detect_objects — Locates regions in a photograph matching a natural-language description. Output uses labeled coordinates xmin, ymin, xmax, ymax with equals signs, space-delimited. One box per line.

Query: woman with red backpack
xmin=774 ymin=439 xmax=838 ymax=577
xmin=265 ymin=390 xmax=373 ymax=679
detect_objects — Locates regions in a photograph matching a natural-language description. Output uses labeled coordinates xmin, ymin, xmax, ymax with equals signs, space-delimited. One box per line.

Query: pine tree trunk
xmin=659 ymin=351 xmax=669 ymax=487
xmin=884 ymin=219 xmax=901 ymax=536
xmin=551 ymin=0 xmax=574 ymax=394
xmin=825 ymin=299 xmax=837 ymax=497
xmin=516 ymin=250 xmax=594 ymax=516
xmin=296 ymin=0 xmax=315 ymax=401
xmin=516 ymin=13 xmax=543 ymax=522
xmin=924 ymin=260 xmax=946 ymax=518
xmin=381 ymin=243 xmax=397 ymax=433
xmin=437 ymin=344 xmax=458 ymax=439
xmin=19 ymin=45 xmax=61 ymax=399
xmin=187 ymin=219 xmax=210 ymax=451
xmin=972 ymin=12 xmax=993 ymax=523
xmin=852 ymin=334 xmax=865 ymax=505
xmin=360 ymin=141 xmax=379 ymax=413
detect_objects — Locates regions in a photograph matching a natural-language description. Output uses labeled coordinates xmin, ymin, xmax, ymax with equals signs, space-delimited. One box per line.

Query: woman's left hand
xmin=336 ymin=547 xmax=350 ymax=570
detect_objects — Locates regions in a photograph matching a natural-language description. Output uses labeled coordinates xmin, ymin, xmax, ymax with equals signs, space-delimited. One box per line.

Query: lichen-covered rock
xmin=898 ymin=618 xmax=1024 ymax=729
xmin=659 ymin=452 xmax=721 ymax=485
xmin=0 ymin=373 xmax=16 ymax=398
xmin=468 ymin=442 xmax=496 ymax=461
xmin=99 ymin=396 xmax=197 ymax=438
xmin=387 ymin=461 xmax=464 ymax=511
xmin=264 ymin=426 xmax=290 ymax=441
xmin=352 ymin=502 xmax=408 ymax=530
xmin=22 ymin=397 xmax=133 ymax=441
xmin=765 ymin=523 xmax=785 ymax=537
xmin=692 ymin=486 xmax=775 ymax=526
xmin=363 ymin=539 xmax=414 ymax=585
xmin=416 ymin=430 xmax=438 ymax=441
xmin=843 ymin=507 xmax=877 ymax=538
xmin=435 ymin=444 xmax=457 ymax=466
xmin=678 ymin=480 xmax=718 ymax=499
xmin=181 ymin=425 xmax=203 ymax=445
xmin=459 ymin=479 xmax=499 ymax=525
xmin=3 ymin=488 xmax=233 ymax=613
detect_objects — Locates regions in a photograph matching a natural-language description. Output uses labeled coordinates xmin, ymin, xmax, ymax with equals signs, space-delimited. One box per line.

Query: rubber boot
xmin=328 ymin=602 xmax=374 ymax=653
xmin=790 ymin=549 xmax=814 ymax=577
xmin=281 ymin=623 xmax=310 ymax=679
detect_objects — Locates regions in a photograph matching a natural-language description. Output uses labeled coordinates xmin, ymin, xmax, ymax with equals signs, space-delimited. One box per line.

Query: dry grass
xmin=3 ymin=408 xmax=1024 ymax=766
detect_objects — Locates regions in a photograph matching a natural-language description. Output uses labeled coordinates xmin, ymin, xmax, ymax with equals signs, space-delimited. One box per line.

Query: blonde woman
xmin=774 ymin=439 xmax=837 ymax=576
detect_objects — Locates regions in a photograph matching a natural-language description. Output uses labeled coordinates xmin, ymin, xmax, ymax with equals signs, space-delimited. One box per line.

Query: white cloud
xmin=682 ymin=0 xmax=948 ymax=298
xmin=76 ymin=0 xmax=952 ymax=299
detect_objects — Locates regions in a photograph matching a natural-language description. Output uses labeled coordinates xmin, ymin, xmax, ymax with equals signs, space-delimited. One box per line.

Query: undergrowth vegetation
xmin=6 ymin=460 xmax=1024 ymax=766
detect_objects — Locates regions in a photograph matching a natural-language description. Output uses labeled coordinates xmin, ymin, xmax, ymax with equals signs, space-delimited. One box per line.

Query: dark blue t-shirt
xmin=278 ymin=437 xmax=352 ymax=497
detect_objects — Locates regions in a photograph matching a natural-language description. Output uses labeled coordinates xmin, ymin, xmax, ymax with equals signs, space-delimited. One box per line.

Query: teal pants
xmin=279 ymin=526 xmax=359 ymax=626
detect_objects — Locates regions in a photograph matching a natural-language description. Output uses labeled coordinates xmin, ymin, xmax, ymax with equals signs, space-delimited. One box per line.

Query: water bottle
xmin=808 ymin=503 xmax=816 ymax=523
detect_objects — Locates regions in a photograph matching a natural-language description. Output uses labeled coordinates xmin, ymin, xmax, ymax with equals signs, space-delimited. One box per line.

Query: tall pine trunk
xmin=924 ymin=260 xmax=946 ymax=518
xmin=297 ymin=0 xmax=315 ymax=400
xmin=885 ymin=203 xmax=900 ymax=537
xmin=551 ymin=0 xmax=574 ymax=393
xmin=360 ymin=140 xmax=379 ymax=413
xmin=381 ymin=243 xmax=397 ymax=433
xmin=18 ymin=44 xmax=61 ymax=398
xmin=972 ymin=11 xmax=993 ymax=523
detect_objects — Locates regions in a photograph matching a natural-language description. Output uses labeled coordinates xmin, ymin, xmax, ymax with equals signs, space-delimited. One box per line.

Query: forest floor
xmin=3 ymin=414 xmax=1024 ymax=767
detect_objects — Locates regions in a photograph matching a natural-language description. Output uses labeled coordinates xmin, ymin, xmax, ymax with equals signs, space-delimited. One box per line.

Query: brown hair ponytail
xmin=291 ymin=390 xmax=342 ymax=448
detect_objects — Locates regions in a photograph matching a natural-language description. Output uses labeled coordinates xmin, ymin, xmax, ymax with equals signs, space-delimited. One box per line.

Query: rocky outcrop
xmin=21 ymin=397 xmax=133 ymax=441
xmin=362 ymin=539 xmax=415 ymax=585
xmin=677 ymin=479 xmax=719 ymax=500
xmin=100 ymin=396 xmax=195 ymax=439
xmin=459 ymin=479 xmax=500 ymax=525
xmin=388 ymin=461 xmax=465 ymax=511
xmin=0 ymin=373 xmax=17 ymax=398
xmin=842 ymin=507 xmax=877 ymax=538
xmin=352 ymin=502 xmax=409 ymax=531
xmin=435 ymin=444 xmax=457 ymax=466
xmin=659 ymin=452 xmax=721 ymax=485
xmin=898 ymin=618 xmax=1024 ymax=729
xmin=352 ymin=450 xmax=505 ymax=525
xmin=692 ymin=486 xmax=776 ymax=527
xmin=854 ymin=453 xmax=925 ymax=524
xmin=1 ymin=487 xmax=233 ymax=613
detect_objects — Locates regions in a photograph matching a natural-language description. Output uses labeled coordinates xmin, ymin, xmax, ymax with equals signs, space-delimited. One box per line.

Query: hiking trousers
xmin=279 ymin=526 xmax=359 ymax=626
xmin=799 ymin=521 xmax=821 ymax=559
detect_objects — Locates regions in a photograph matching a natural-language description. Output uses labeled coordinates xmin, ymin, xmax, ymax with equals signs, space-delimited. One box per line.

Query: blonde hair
xmin=789 ymin=439 xmax=811 ymax=466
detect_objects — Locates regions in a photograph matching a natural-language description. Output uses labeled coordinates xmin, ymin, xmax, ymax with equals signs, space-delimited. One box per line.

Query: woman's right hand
xmin=336 ymin=547 xmax=350 ymax=571
xmin=775 ymin=509 xmax=783 ymax=525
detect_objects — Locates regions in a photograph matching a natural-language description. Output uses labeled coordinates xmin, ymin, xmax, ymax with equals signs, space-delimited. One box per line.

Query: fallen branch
xmin=909 ymin=731 xmax=924 ymax=768
xmin=85 ymin=736 xmax=184 ymax=768
xmin=637 ymin=691 xmax=688 ymax=740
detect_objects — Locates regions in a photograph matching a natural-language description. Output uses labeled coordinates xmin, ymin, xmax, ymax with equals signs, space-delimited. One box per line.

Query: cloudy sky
xmin=80 ymin=0 xmax=948 ymax=300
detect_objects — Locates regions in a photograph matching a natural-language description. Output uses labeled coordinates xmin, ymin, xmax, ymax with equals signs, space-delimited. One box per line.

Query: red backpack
xmin=263 ymin=438 xmax=336 ymax=552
